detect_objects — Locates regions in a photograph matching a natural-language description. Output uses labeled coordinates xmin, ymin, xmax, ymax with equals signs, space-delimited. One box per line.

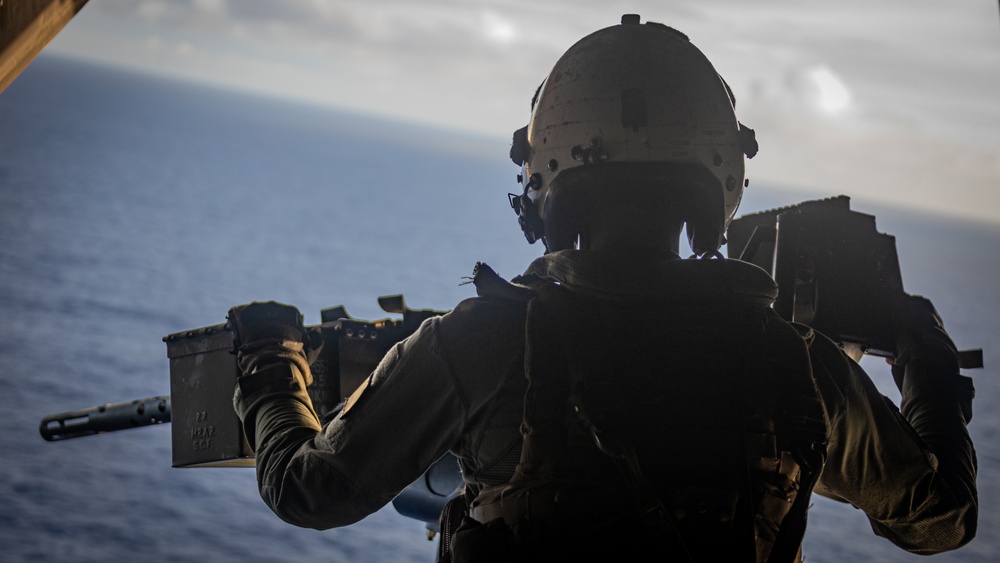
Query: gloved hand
xmin=889 ymin=293 xmax=972 ymax=423
xmin=890 ymin=294 xmax=958 ymax=377
xmin=228 ymin=301 xmax=306 ymax=351
xmin=227 ymin=301 xmax=313 ymax=386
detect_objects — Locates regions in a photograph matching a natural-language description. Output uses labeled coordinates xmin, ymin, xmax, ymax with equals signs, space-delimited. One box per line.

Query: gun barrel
xmin=39 ymin=395 xmax=171 ymax=441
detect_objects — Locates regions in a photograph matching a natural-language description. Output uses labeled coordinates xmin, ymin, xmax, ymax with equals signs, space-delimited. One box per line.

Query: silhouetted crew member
xmin=228 ymin=15 xmax=976 ymax=562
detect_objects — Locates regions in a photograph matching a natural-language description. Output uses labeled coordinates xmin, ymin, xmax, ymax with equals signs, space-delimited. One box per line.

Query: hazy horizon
xmin=30 ymin=0 xmax=1000 ymax=227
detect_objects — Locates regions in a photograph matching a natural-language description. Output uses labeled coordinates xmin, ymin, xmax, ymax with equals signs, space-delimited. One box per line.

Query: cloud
xmin=481 ymin=10 xmax=518 ymax=44
xmin=42 ymin=0 xmax=1000 ymax=224
xmin=806 ymin=67 xmax=852 ymax=114
xmin=192 ymin=0 xmax=227 ymax=16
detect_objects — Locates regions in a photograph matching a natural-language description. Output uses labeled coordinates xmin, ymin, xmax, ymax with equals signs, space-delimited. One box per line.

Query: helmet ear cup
xmin=541 ymin=183 xmax=589 ymax=253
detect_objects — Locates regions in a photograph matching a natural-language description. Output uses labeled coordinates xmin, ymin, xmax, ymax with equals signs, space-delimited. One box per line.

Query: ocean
xmin=0 ymin=55 xmax=996 ymax=562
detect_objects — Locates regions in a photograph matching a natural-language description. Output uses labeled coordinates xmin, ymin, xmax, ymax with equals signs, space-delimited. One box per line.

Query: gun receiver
xmin=39 ymin=294 xmax=461 ymax=529
xmin=162 ymin=295 xmax=448 ymax=468
xmin=727 ymin=195 xmax=982 ymax=368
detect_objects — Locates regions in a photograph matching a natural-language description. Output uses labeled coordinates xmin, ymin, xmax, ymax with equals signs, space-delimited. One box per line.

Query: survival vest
xmin=442 ymin=261 xmax=827 ymax=563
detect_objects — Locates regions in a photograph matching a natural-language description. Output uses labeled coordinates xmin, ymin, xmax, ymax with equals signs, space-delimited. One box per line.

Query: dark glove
xmin=890 ymin=293 xmax=972 ymax=423
xmin=227 ymin=301 xmax=306 ymax=352
xmin=227 ymin=301 xmax=314 ymax=386
xmin=890 ymin=294 xmax=958 ymax=378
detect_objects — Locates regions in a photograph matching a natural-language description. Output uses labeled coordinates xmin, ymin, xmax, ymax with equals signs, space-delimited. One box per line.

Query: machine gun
xmin=726 ymin=195 xmax=983 ymax=368
xmin=38 ymin=195 xmax=983 ymax=537
xmin=39 ymin=294 xmax=464 ymax=533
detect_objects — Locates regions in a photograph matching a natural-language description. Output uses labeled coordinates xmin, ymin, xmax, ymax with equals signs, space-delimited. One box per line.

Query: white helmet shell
xmin=509 ymin=14 xmax=757 ymax=251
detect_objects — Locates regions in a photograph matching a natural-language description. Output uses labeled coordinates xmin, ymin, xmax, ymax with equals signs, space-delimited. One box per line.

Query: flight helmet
xmin=508 ymin=14 xmax=758 ymax=255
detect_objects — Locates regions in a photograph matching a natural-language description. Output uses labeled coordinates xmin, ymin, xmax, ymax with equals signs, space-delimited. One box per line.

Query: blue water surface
xmin=0 ymin=56 xmax=996 ymax=562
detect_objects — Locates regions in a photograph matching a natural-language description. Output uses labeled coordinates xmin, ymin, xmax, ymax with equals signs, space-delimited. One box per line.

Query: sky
xmin=29 ymin=0 xmax=1000 ymax=225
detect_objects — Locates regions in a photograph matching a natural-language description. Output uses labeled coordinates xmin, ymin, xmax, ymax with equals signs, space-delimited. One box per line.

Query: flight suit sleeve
xmin=232 ymin=314 xmax=470 ymax=530
xmin=230 ymin=296 xmax=526 ymax=531
xmin=808 ymin=328 xmax=977 ymax=554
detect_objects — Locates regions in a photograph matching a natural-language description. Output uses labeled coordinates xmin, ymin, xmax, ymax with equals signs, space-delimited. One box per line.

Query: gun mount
xmin=727 ymin=195 xmax=982 ymax=368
